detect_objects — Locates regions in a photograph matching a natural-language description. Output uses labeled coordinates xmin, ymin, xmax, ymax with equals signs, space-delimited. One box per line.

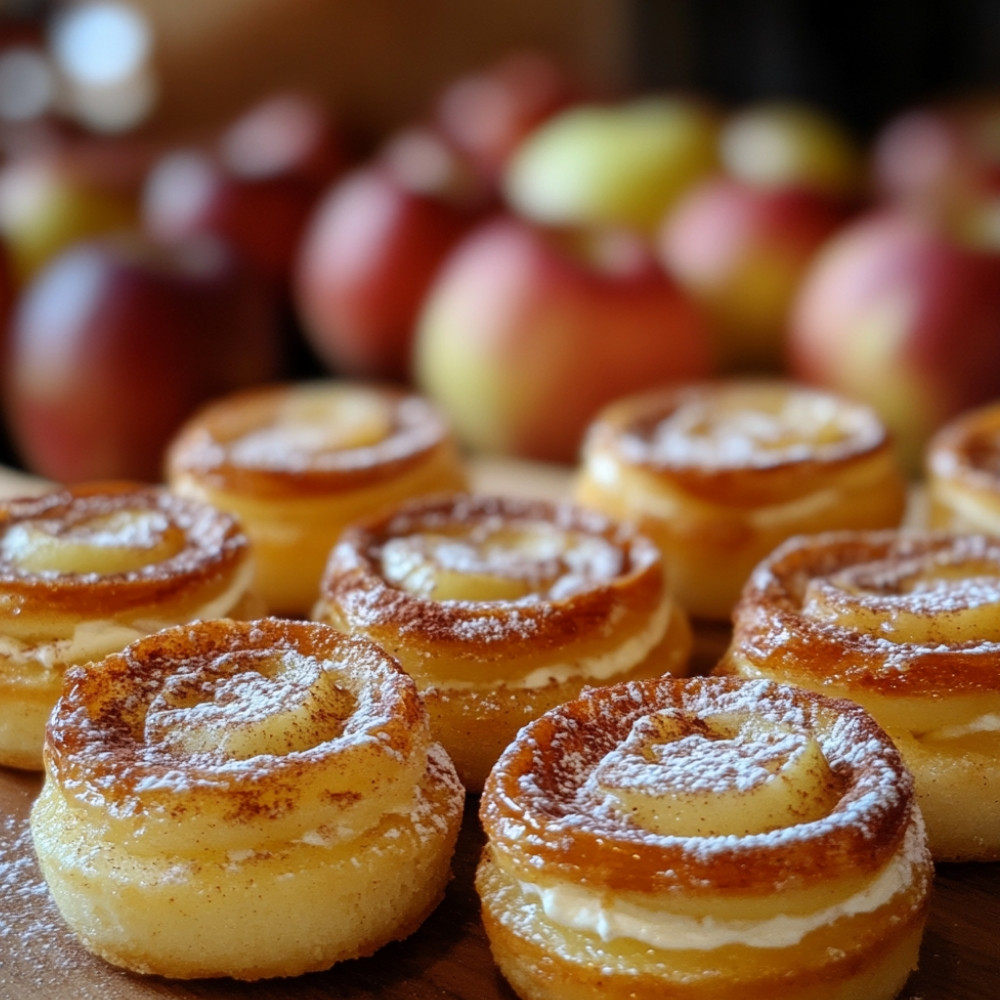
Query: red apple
xmin=659 ymin=177 xmax=848 ymax=371
xmin=0 ymin=235 xmax=13 ymax=328
xmin=871 ymin=94 xmax=1000 ymax=243
xmin=872 ymin=94 xmax=1000 ymax=202
xmin=3 ymin=232 xmax=284 ymax=483
xmin=292 ymin=127 xmax=487 ymax=382
xmin=787 ymin=208 xmax=1000 ymax=472
xmin=413 ymin=215 xmax=714 ymax=463
xmin=432 ymin=49 xmax=579 ymax=185
xmin=719 ymin=100 xmax=865 ymax=204
xmin=143 ymin=91 xmax=349 ymax=284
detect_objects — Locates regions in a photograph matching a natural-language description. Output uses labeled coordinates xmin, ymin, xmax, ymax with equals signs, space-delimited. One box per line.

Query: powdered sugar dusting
xmin=614 ymin=382 xmax=886 ymax=472
xmin=733 ymin=530 xmax=1000 ymax=694
xmin=483 ymin=676 xmax=915 ymax=892
xmin=0 ymin=485 xmax=248 ymax=591
xmin=319 ymin=493 xmax=663 ymax=656
xmin=0 ymin=808 xmax=95 ymax=992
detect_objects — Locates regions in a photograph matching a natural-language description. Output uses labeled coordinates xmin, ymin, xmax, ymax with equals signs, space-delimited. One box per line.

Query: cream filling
xmin=432 ymin=597 xmax=675 ymax=691
xmin=584 ymin=453 xmax=843 ymax=529
xmin=932 ymin=479 xmax=1000 ymax=533
xmin=921 ymin=712 xmax=1000 ymax=741
xmin=0 ymin=561 xmax=255 ymax=671
xmin=517 ymin=818 xmax=925 ymax=951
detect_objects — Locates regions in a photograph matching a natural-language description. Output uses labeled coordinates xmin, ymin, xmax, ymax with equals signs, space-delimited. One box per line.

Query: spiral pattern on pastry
xmin=477 ymin=675 xmax=932 ymax=1000
xmin=719 ymin=529 xmax=1000 ymax=861
xmin=165 ymin=380 xmax=469 ymax=615
xmin=574 ymin=379 xmax=907 ymax=620
xmin=30 ymin=616 xmax=464 ymax=981
xmin=313 ymin=493 xmax=692 ymax=791
xmin=925 ymin=401 xmax=1000 ymax=533
xmin=0 ymin=482 xmax=261 ymax=770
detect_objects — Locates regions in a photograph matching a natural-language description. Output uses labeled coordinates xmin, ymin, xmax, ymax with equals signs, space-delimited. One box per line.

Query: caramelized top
xmin=44 ymin=617 xmax=435 ymax=852
xmin=165 ymin=381 xmax=463 ymax=499
xmin=581 ymin=379 xmax=897 ymax=506
xmin=728 ymin=530 xmax=1000 ymax=696
xmin=0 ymin=483 xmax=250 ymax=622
xmin=481 ymin=675 xmax=916 ymax=895
xmin=316 ymin=493 xmax=672 ymax=681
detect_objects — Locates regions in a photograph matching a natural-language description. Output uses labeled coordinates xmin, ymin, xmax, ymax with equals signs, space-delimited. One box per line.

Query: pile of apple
xmin=2 ymin=50 xmax=1000 ymax=484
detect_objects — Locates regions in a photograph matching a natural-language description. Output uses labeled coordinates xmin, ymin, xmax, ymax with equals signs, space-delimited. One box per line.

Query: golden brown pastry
xmin=477 ymin=674 xmax=932 ymax=1000
xmin=719 ymin=529 xmax=1000 ymax=861
xmin=313 ymin=493 xmax=692 ymax=792
xmin=0 ymin=482 xmax=262 ymax=771
xmin=574 ymin=379 xmax=908 ymax=620
xmin=30 ymin=616 xmax=464 ymax=981
xmin=925 ymin=400 xmax=1000 ymax=533
xmin=165 ymin=380 xmax=469 ymax=616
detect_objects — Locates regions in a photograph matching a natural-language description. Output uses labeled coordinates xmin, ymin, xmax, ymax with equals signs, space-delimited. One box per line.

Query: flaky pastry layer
xmin=165 ymin=380 xmax=468 ymax=615
xmin=30 ymin=617 xmax=464 ymax=980
xmin=0 ymin=483 xmax=261 ymax=770
xmin=719 ymin=529 xmax=1000 ymax=860
xmin=477 ymin=675 xmax=931 ymax=1000
xmin=574 ymin=379 xmax=907 ymax=619
xmin=313 ymin=493 xmax=692 ymax=790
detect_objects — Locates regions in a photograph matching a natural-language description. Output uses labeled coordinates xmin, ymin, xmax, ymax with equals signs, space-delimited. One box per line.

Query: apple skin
xmin=0 ymin=236 xmax=13 ymax=328
xmin=3 ymin=233 xmax=285 ymax=483
xmin=413 ymin=215 xmax=714 ymax=463
xmin=659 ymin=177 xmax=849 ymax=372
xmin=143 ymin=91 xmax=349 ymax=284
xmin=503 ymin=95 xmax=720 ymax=234
xmin=432 ymin=49 xmax=579 ymax=186
xmin=870 ymin=95 xmax=1000 ymax=243
xmin=719 ymin=100 xmax=865 ymax=203
xmin=0 ymin=143 xmax=145 ymax=284
xmin=292 ymin=131 xmax=487 ymax=382
xmin=787 ymin=208 xmax=1000 ymax=472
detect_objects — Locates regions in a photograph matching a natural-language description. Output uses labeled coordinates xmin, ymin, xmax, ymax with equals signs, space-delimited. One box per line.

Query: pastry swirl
xmin=477 ymin=675 xmax=931 ymax=1000
xmin=0 ymin=482 xmax=261 ymax=770
xmin=165 ymin=380 xmax=469 ymax=615
xmin=925 ymin=401 xmax=1000 ymax=533
xmin=719 ymin=529 xmax=1000 ymax=861
xmin=574 ymin=379 xmax=907 ymax=620
xmin=313 ymin=493 xmax=692 ymax=791
xmin=30 ymin=617 xmax=464 ymax=980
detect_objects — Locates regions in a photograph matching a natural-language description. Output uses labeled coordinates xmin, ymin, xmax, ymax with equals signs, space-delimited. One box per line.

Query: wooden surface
xmin=0 ymin=460 xmax=998 ymax=999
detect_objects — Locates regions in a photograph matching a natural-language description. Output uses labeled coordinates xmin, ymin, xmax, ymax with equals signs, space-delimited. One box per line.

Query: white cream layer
xmin=922 ymin=713 xmax=1000 ymax=741
xmin=517 ymin=817 xmax=925 ymax=951
xmin=0 ymin=561 xmax=255 ymax=671
xmin=433 ymin=596 xmax=675 ymax=691
xmin=585 ymin=453 xmax=860 ymax=530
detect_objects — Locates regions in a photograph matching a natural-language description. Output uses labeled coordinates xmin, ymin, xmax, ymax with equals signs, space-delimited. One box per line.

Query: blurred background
xmin=1 ymin=0 xmax=999 ymax=482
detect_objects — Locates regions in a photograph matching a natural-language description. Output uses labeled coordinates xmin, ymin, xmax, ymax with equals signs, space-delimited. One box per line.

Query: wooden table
xmin=0 ymin=460 xmax=998 ymax=998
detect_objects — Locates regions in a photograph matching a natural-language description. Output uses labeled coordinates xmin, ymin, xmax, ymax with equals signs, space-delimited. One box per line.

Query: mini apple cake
xmin=477 ymin=674 xmax=932 ymax=1000
xmin=574 ymin=379 xmax=907 ymax=620
xmin=165 ymin=379 xmax=469 ymax=616
xmin=719 ymin=528 xmax=1000 ymax=861
xmin=0 ymin=482 xmax=261 ymax=770
xmin=30 ymin=617 xmax=464 ymax=980
xmin=313 ymin=492 xmax=692 ymax=791
xmin=925 ymin=400 xmax=1000 ymax=534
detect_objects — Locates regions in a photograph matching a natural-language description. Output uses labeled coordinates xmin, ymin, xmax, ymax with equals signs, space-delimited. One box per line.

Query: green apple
xmin=503 ymin=95 xmax=720 ymax=234
xmin=720 ymin=100 xmax=864 ymax=203
xmin=0 ymin=145 xmax=143 ymax=283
